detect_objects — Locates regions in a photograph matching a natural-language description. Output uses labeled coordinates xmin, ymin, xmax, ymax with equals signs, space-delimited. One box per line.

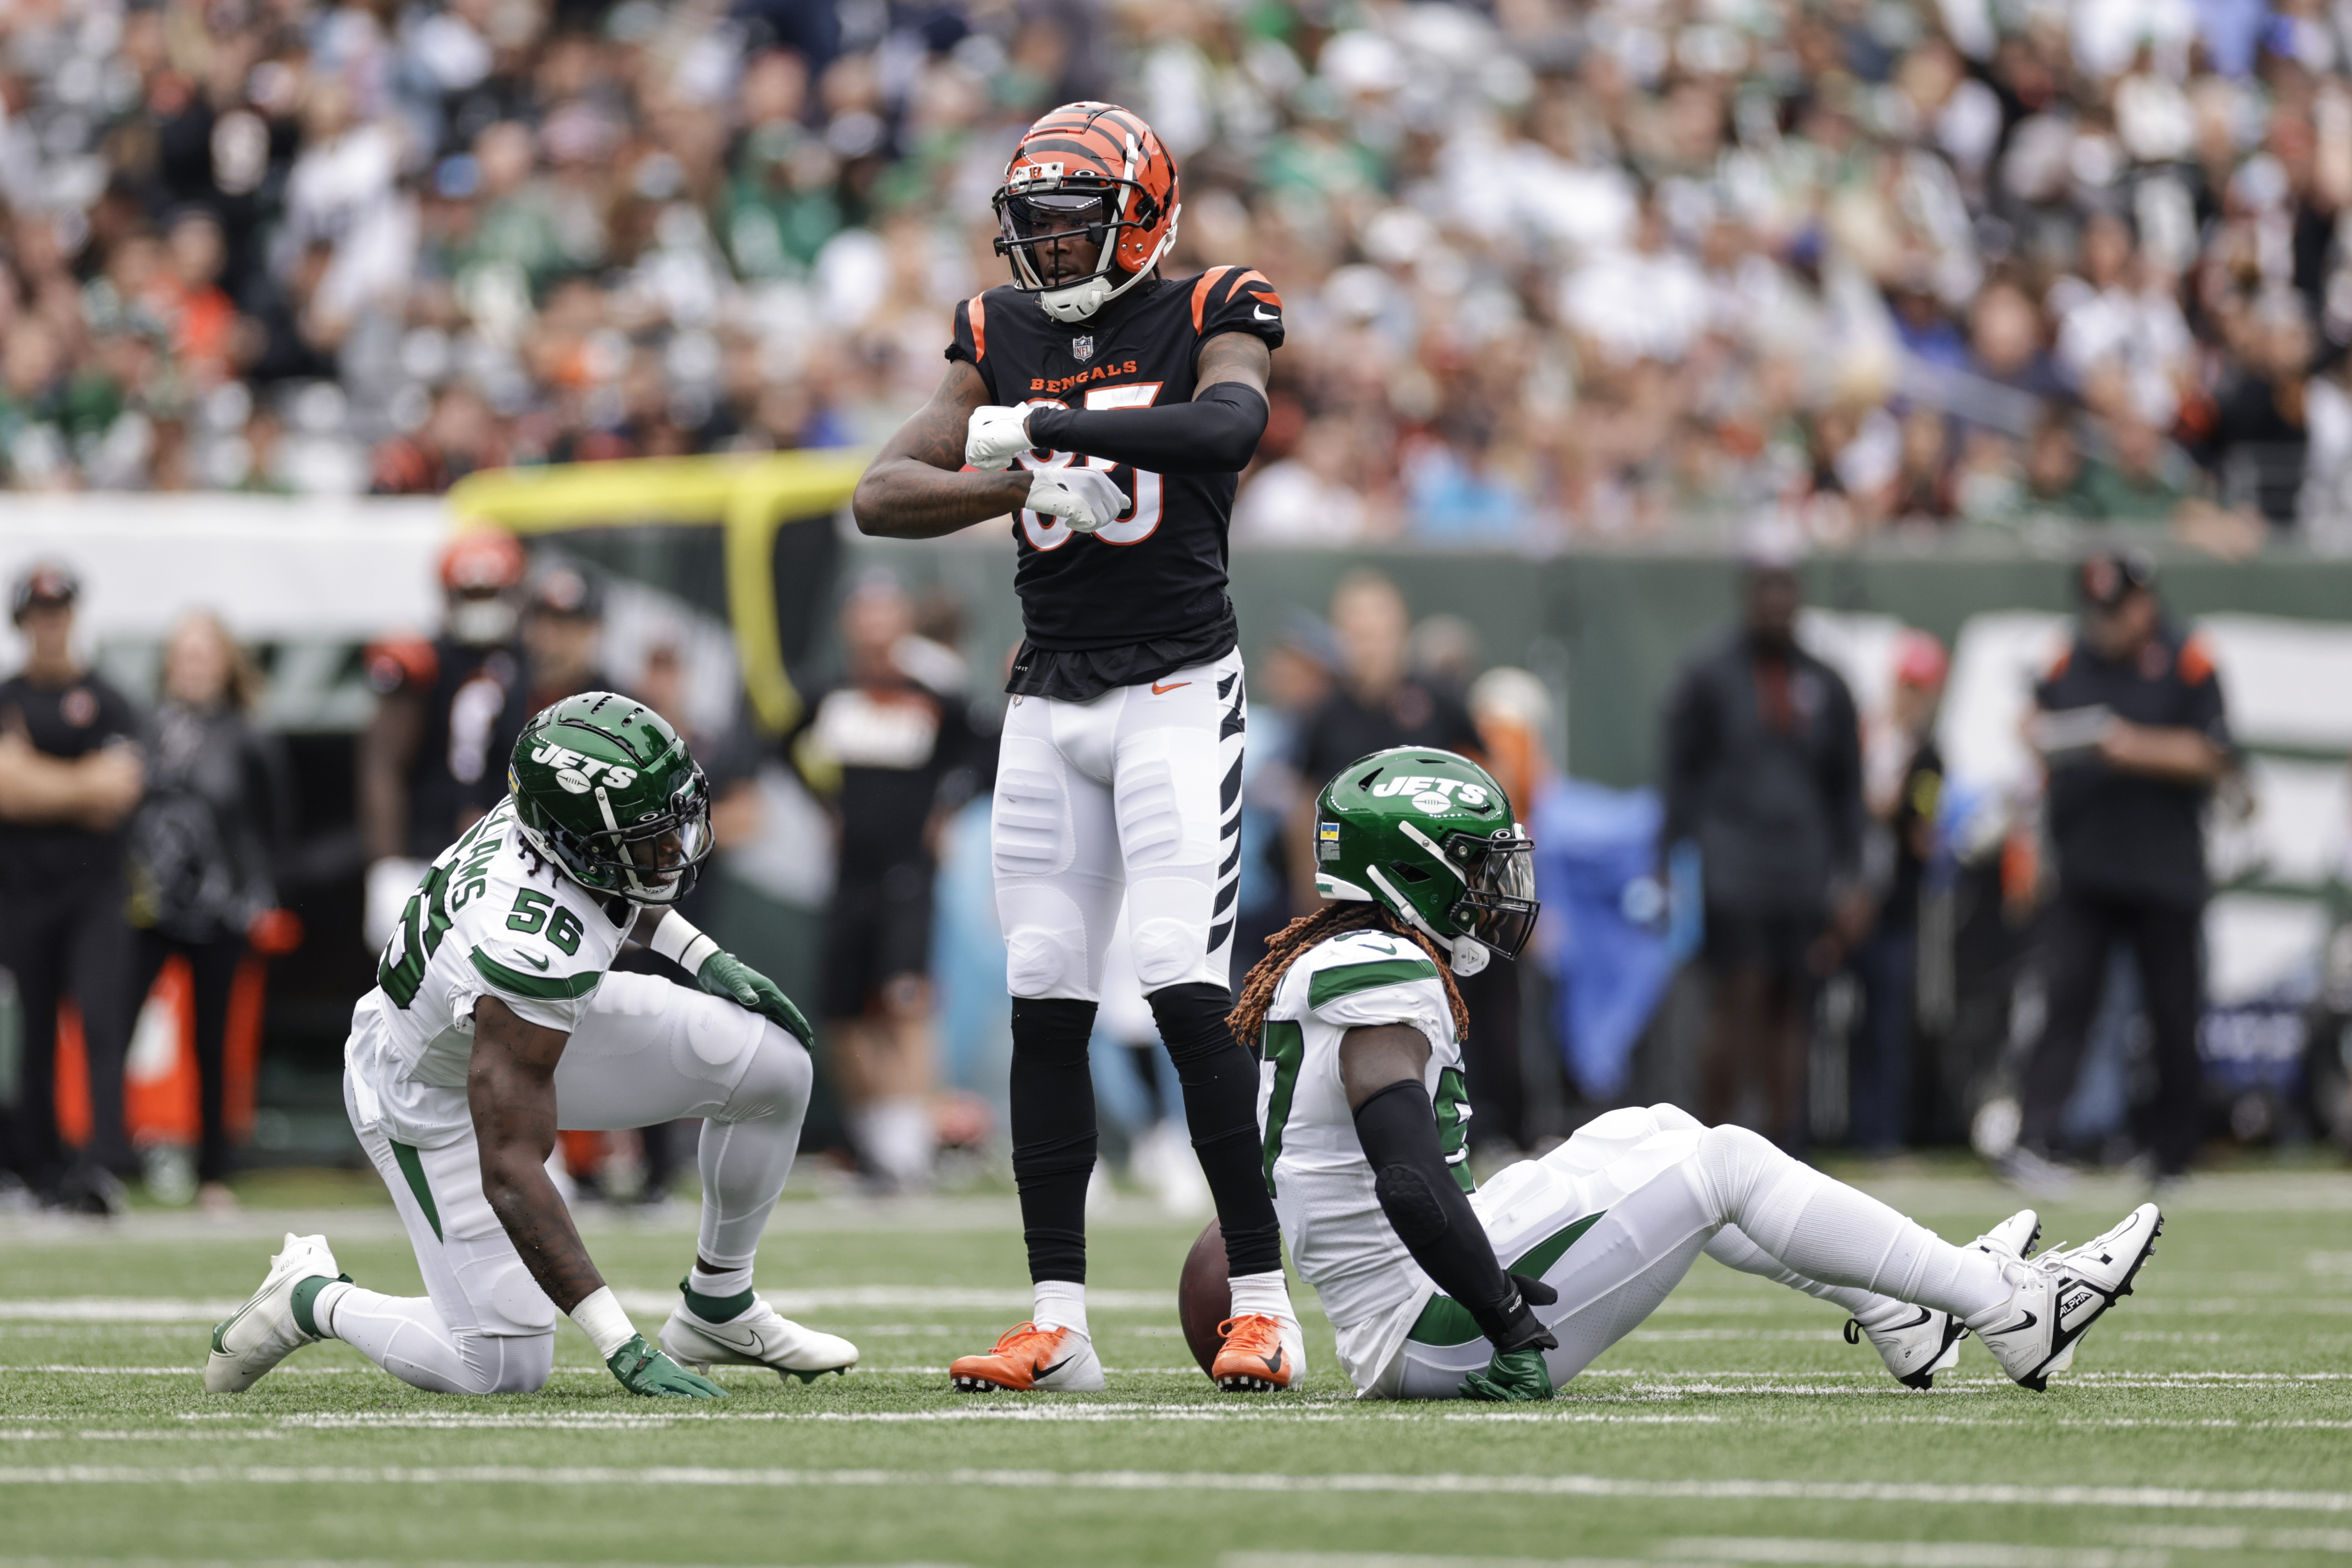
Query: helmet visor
xmin=1444 ymin=830 xmax=1539 ymax=960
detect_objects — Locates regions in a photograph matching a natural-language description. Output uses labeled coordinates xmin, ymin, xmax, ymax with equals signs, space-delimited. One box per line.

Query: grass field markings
xmin=1221 ymin=1554 xmax=1655 ymax=1568
xmin=5 ymin=1465 xmax=2352 ymax=1512
xmin=2115 ymin=1524 xmax=2352 ymax=1551
xmin=1655 ymin=1535 xmax=2167 ymax=1566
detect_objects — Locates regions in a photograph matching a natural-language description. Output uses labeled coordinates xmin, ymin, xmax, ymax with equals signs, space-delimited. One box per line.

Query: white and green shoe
xmin=658 ymin=1280 xmax=858 ymax=1384
xmin=204 ymin=1232 xmax=344 ymax=1394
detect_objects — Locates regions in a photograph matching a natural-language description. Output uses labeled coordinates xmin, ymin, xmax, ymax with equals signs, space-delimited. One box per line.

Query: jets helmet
xmin=1313 ymin=748 xmax=1539 ymax=976
xmin=508 ymin=692 xmax=711 ymax=906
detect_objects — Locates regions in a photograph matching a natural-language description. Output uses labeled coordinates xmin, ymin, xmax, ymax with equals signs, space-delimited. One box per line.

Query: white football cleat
xmin=1970 ymin=1202 xmax=2162 ymax=1392
xmin=659 ymin=1292 xmax=859 ymax=1384
xmin=1845 ymin=1302 xmax=1968 ymax=1389
xmin=1975 ymin=1208 xmax=2043 ymax=1261
xmin=205 ymin=1232 xmax=341 ymax=1394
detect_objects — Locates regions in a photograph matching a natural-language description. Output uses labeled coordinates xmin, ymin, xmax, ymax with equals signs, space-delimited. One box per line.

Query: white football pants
xmin=332 ymin=972 xmax=812 ymax=1395
xmin=1376 ymin=1104 xmax=2011 ymax=1398
xmin=992 ymin=646 xmax=1246 ymax=1000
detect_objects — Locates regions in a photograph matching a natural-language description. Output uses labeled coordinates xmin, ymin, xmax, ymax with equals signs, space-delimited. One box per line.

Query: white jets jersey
xmin=1254 ymin=926 xmax=1470 ymax=1389
xmin=346 ymin=796 xmax=633 ymax=1146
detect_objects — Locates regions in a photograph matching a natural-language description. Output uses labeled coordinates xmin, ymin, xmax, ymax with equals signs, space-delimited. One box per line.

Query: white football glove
xmin=965 ymin=405 xmax=1035 ymax=471
xmin=1025 ymin=467 xmax=1127 ymax=534
xmin=363 ymin=857 xmax=426 ymax=953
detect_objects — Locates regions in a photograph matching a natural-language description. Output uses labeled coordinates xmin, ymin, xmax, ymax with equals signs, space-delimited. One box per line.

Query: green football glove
xmin=1459 ymin=1346 xmax=1555 ymax=1403
xmin=607 ymin=1334 xmax=728 ymax=1398
xmin=696 ymin=950 xmax=813 ymax=1046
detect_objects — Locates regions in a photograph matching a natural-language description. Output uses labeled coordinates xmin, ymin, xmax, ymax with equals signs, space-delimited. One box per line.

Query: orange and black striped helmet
xmin=992 ymin=101 xmax=1181 ymax=324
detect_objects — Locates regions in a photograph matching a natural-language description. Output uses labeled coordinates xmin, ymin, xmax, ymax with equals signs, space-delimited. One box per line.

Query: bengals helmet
xmin=992 ymin=102 xmax=1181 ymax=324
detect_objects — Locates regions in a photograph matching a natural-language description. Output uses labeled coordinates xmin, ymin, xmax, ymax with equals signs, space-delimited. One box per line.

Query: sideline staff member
xmin=0 ymin=563 xmax=143 ymax=1209
xmin=2021 ymin=551 xmax=2229 ymax=1182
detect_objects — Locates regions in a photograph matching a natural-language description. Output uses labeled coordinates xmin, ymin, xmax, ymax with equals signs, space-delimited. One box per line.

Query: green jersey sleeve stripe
xmin=469 ymin=946 xmax=601 ymax=1001
xmin=1307 ymin=956 xmax=1440 ymax=1010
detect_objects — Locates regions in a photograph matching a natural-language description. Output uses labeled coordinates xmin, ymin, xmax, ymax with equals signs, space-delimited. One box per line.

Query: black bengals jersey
xmin=947 ymin=266 xmax=1282 ymax=699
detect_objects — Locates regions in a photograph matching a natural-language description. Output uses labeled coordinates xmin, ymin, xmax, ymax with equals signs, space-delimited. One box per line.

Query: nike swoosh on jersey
xmin=1253 ymin=306 xmax=1278 ymax=321
xmin=518 ymin=951 xmax=550 ymax=971
xmin=1152 ymin=681 xmax=1191 ymax=695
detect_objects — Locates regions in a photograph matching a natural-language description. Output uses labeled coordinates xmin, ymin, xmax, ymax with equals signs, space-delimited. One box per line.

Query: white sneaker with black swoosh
xmin=658 ymin=1291 xmax=860 ymax=1384
xmin=1968 ymin=1202 xmax=2162 ymax=1391
xmin=204 ymin=1232 xmax=340 ymax=1394
xmin=1844 ymin=1209 xmax=2040 ymax=1388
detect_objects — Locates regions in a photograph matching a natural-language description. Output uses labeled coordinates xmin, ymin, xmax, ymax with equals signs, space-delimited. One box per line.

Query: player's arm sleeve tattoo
xmin=1024 ymin=332 xmax=1271 ymax=474
xmin=852 ymin=359 xmax=1037 ymax=539
xmin=468 ymin=997 xmax=605 ymax=1312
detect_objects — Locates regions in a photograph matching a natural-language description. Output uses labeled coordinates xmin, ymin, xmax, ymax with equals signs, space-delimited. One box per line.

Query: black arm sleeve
xmin=1022 ymin=381 xmax=1268 ymax=475
xmin=1353 ymin=1079 xmax=1556 ymax=1354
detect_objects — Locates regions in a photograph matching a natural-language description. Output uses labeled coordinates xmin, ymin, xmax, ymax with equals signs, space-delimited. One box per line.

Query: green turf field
xmin=3 ymin=1164 xmax=2348 ymax=1568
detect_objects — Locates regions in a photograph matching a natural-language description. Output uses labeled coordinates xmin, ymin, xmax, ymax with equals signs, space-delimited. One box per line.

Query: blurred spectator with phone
xmin=122 ymin=612 xmax=293 ymax=1214
xmin=1662 ymin=555 xmax=1865 ymax=1157
xmin=0 ymin=563 xmax=144 ymax=1211
xmin=2014 ymin=552 xmax=2230 ymax=1189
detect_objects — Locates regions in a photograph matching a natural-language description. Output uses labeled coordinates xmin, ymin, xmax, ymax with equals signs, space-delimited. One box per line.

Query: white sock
xmin=1227 ymin=1269 xmax=1293 ymax=1323
xmin=1698 ymin=1124 xmax=2012 ymax=1322
xmin=689 ymin=1263 xmax=754 ymax=1299
xmin=1033 ymin=1279 xmax=1089 ymax=1337
xmin=312 ymin=1279 xmax=355 ymax=1339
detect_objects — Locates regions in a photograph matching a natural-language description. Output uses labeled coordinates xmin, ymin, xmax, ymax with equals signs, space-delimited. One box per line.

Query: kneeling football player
xmin=205 ymin=694 xmax=856 ymax=1398
xmin=1215 ymin=747 xmax=2159 ymax=1400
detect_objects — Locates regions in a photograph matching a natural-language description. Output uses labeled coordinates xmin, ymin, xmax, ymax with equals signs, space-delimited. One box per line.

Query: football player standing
xmin=204 ymin=695 xmax=856 ymax=1399
xmin=853 ymin=101 xmax=1302 ymax=1392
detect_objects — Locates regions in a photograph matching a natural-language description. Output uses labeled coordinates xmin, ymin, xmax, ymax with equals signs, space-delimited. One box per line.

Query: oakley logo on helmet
xmin=1369 ymin=774 xmax=1491 ymax=809
xmin=531 ymin=741 xmax=637 ymax=795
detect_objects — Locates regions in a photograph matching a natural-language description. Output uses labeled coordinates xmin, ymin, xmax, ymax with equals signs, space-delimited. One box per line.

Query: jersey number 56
xmin=1015 ymin=383 xmax=1165 ymax=550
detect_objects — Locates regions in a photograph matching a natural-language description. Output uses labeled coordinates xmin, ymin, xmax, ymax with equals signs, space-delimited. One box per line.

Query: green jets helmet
xmin=1313 ymin=747 xmax=1539 ymax=975
xmin=508 ymin=692 xmax=712 ymax=906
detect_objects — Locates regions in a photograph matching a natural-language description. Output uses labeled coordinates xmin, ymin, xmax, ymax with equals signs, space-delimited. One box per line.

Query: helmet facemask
xmin=518 ymin=763 xmax=714 ymax=908
xmin=992 ymin=139 xmax=1179 ymax=324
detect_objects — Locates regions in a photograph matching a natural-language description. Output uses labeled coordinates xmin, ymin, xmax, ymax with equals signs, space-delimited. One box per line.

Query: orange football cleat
xmin=948 ymin=1321 xmax=1105 ymax=1392
xmin=1210 ymin=1313 xmax=1298 ymax=1392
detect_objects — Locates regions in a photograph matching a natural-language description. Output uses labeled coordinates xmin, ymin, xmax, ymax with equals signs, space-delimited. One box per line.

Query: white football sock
xmin=1694 ymin=1124 xmax=2011 ymax=1321
xmin=1032 ymin=1279 xmax=1089 ymax=1337
xmin=688 ymin=1264 xmax=754 ymax=1299
xmin=1702 ymin=1224 xmax=1886 ymax=1319
xmin=696 ymin=1022 xmax=812 ymax=1274
xmin=1226 ymin=1269 xmax=1293 ymax=1323
xmin=311 ymin=1278 xmax=355 ymax=1338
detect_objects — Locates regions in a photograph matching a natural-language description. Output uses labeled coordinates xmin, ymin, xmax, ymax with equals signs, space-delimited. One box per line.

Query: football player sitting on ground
xmin=1207 ymin=746 xmax=2160 ymax=1401
xmin=205 ymin=694 xmax=855 ymax=1399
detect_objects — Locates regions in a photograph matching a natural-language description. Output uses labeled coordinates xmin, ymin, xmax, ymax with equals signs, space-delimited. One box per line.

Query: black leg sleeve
xmin=1353 ymin=1079 xmax=1554 ymax=1354
xmin=1009 ymin=997 xmax=1099 ymax=1285
xmin=1148 ymin=982 xmax=1283 ymax=1279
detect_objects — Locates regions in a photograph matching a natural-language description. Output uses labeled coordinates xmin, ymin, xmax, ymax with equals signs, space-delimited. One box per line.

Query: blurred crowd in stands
xmin=3 ymin=0 xmax=2351 ymax=546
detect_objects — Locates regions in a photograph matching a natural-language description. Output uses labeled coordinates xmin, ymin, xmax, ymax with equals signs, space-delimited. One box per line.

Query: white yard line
xmin=1 ymin=1465 xmax=2349 ymax=1512
xmin=1655 ymin=1537 xmax=2166 ymax=1567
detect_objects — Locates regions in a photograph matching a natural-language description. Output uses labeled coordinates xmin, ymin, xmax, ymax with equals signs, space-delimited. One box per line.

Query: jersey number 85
xmin=1015 ymin=383 xmax=1165 ymax=549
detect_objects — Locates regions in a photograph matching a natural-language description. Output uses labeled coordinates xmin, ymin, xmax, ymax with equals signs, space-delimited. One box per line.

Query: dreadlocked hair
xmin=1227 ymin=901 xmax=1471 ymax=1050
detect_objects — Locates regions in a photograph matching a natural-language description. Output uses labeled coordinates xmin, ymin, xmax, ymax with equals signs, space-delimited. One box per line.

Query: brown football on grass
xmin=1177 ymin=1218 xmax=1231 ymax=1374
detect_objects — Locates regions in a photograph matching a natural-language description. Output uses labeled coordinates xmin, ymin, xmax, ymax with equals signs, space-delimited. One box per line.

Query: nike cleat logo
xmin=1983 ymin=1307 xmax=2037 ymax=1338
xmin=1035 ymin=1356 xmax=1073 ymax=1380
xmin=1151 ymin=681 xmax=1191 ymax=695
xmin=1259 ymin=1354 xmax=1284 ymax=1376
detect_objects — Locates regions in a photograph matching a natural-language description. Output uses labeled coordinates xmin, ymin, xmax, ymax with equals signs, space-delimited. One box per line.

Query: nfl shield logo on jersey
xmin=1071 ymin=335 xmax=1094 ymax=362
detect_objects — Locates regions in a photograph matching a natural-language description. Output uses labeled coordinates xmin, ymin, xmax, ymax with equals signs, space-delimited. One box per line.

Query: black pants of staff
xmin=2020 ymin=890 xmax=2204 ymax=1176
xmin=0 ymin=876 xmax=139 ymax=1191
xmin=123 ymin=928 xmax=249 ymax=1186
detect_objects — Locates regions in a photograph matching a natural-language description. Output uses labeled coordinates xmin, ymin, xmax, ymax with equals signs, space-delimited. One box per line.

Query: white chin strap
xmin=1363 ymin=863 xmax=1489 ymax=976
